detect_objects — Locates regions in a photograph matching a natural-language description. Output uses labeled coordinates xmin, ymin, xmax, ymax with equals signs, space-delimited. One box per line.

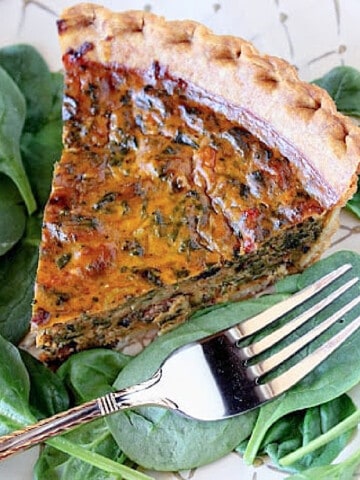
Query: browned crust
xmin=57 ymin=3 xmax=360 ymax=209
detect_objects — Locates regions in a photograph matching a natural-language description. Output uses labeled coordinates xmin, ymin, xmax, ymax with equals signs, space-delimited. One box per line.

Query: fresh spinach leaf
xmin=0 ymin=65 xmax=36 ymax=214
xmin=48 ymin=72 xmax=64 ymax=119
xmin=0 ymin=334 xmax=35 ymax=435
xmin=21 ymin=116 xmax=62 ymax=208
xmin=21 ymin=71 xmax=63 ymax=208
xmin=286 ymin=395 xmax=355 ymax=471
xmin=0 ymin=44 xmax=54 ymax=132
xmin=285 ymin=446 xmax=360 ymax=480
xmin=0 ymin=173 xmax=26 ymax=255
xmin=0 ymin=215 xmax=40 ymax=343
xmin=20 ymin=349 xmax=70 ymax=420
xmin=238 ymin=394 xmax=356 ymax=472
xmin=0 ymin=46 xmax=63 ymax=211
xmin=280 ymin=402 xmax=360 ymax=469
xmin=243 ymin=251 xmax=360 ymax=466
xmin=58 ymin=349 xmax=131 ymax=403
xmin=313 ymin=66 xmax=360 ymax=117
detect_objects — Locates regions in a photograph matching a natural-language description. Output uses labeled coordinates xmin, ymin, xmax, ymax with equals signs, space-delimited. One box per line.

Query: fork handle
xmin=0 ymin=398 xmax=101 ymax=460
xmin=0 ymin=371 xmax=164 ymax=461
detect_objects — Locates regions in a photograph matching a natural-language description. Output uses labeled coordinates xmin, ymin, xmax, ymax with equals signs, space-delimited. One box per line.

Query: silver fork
xmin=0 ymin=263 xmax=359 ymax=461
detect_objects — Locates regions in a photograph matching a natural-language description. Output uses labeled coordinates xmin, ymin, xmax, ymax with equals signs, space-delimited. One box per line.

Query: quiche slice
xmin=28 ymin=3 xmax=360 ymax=363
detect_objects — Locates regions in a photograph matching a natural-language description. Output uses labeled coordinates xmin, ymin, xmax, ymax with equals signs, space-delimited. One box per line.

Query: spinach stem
xmin=46 ymin=436 xmax=155 ymax=480
xmin=280 ymin=408 xmax=360 ymax=467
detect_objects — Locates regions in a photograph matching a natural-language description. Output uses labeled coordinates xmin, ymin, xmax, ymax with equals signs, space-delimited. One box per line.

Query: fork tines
xmin=235 ymin=264 xmax=360 ymax=400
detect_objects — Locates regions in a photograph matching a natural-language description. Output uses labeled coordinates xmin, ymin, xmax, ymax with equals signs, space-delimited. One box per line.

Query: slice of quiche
xmin=28 ymin=3 xmax=360 ymax=363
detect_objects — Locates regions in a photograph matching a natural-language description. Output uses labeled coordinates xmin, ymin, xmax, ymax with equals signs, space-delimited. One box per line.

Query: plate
xmin=0 ymin=1 xmax=359 ymax=479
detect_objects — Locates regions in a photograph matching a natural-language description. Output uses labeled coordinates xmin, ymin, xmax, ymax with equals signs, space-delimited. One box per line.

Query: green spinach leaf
xmin=0 ymin=66 xmax=36 ymax=214
xmin=313 ymin=66 xmax=360 ymax=117
xmin=20 ymin=350 xmax=70 ymax=420
xmin=0 ymin=215 xmax=40 ymax=343
xmin=238 ymin=394 xmax=355 ymax=472
xmin=281 ymin=400 xmax=360 ymax=469
xmin=0 ymin=174 xmax=26 ymax=255
xmin=0 ymin=334 xmax=35 ymax=435
xmin=57 ymin=349 xmax=131 ymax=403
xmin=21 ymin=71 xmax=63 ymax=208
xmin=285 ymin=446 xmax=360 ymax=480
xmin=0 ymin=44 xmax=54 ymax=132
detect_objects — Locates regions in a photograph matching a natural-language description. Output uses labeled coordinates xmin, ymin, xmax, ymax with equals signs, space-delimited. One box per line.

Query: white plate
xmin=0 ymin=1 xmax=359 ymax=479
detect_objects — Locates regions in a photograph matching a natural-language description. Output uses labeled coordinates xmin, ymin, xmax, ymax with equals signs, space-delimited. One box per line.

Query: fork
xmin=0 ymin=263 xmax=359 ymax=461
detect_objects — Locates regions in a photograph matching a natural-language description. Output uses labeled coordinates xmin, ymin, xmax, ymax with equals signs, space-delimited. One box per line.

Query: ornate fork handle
xmin=0 ymin=370 xmax=164 ymax=460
